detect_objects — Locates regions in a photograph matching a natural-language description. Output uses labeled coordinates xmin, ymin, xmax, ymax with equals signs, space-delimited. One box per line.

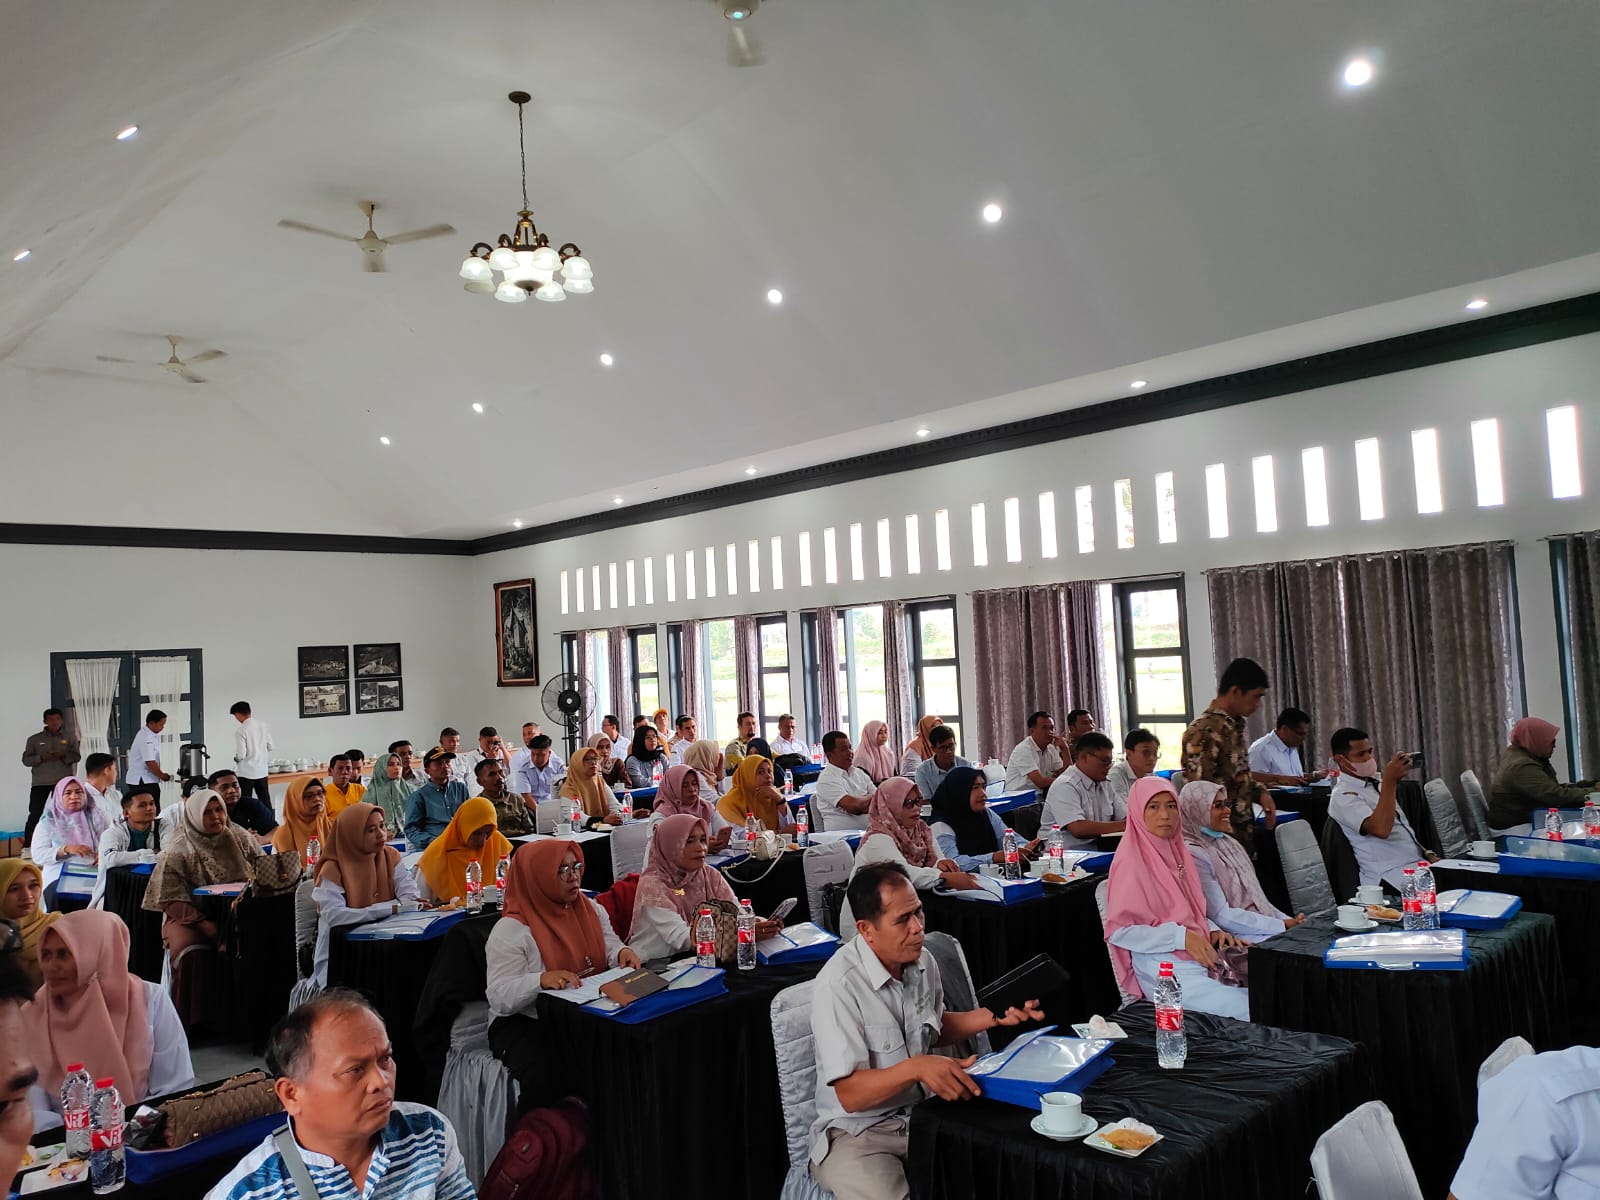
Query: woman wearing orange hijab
xmin=900 ymin=715 xmax=943 ymax=776
xmin=21 ymin=910 xmax=193 ymax=1129
xmin=715 ymin=754 xmax=796 ymax=833
xmin=309 ymin=803 xmax=419 ymax=985
xmin=414 ymin=796 xmax=512 ymax=904
xmin=271 ymin=778 xmax=332 ymax=861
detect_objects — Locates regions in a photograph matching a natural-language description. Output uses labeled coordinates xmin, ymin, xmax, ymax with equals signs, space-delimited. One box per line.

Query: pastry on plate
xmin=1102 ymin=1128 xmax=1157 ymax=1152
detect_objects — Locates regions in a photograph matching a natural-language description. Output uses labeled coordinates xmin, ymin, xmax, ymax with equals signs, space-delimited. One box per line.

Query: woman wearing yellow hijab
xmin=0 ymin=860 xmax=58 ymax=992
xmin=414 ymin=797 xmax=512 ymax=903
xmin=715 ymin=754 xmax=796 ymax=834
xmin=271 ymin=778 xmax=332 ymax=861
xmin=557 ymin=747 xmax=624 ymax=829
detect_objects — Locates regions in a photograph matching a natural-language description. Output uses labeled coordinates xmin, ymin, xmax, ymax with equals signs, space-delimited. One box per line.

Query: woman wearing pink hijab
xmin=1488 ymin=717 xmax=1598 ymax=833
xmin=854 ymin=721 xmax=899 ymax=785
xmin=650 ymin=764 xmax=732 ymax=853
xmin=1103 ymin=776 xmax=1250 ymax=1020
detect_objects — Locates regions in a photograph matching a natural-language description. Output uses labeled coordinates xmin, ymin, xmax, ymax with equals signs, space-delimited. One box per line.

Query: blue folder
xmin=127 ymin=1111 xmax=284 ymax=1184
xmin=966 ymin=1025 xmax=1116 ymax=1110
xmin=1498 ymin=836 xmax=1600 ymax=880
xmin=1323 ymin=928 xmax=1469 ymax=971
xmin=1436 ymin=889 xmax=1522 ymax=929
xmin=583 ymin=965 xmax=727 ymax=1024
xmin=756 ymin=922 xmax=839 ymax=965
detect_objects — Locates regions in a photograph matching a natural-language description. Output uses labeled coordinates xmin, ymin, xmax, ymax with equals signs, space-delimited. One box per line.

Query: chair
xmin=1008 ymin=801 xmax=1043 ymax=841
xmin=1309 ymin=1100 xmax=1423 ymax=1200
xmin=595 ymin=874 xmax=640 ymax=942
xmin=769 ymin=981 xmax=835 ymax=1200
xmin=610 ymin=818 xmax=652 ymax=879
xmin=1459 ymin=770 xmax=1493 ymax=841
xmin=292 ymin=879 xmax=317 ymax=981
xmin=535 ymin=799 xmax=566 ymax=834
xmin=1276 ymin=819 xmax=1336 ymax=914
xmin=802 ymin=841 xmax=853 ymax=932
xmin=437 ymin=1001 xmax=520 ymax=1189
xmin=1477 ymin=1035 xmax=1533 ymax=1093
xmin=1318 ymin=815 xmax=1361 ymax=905
xmin=923 ymin=932 xmax=990 ymax=1058
xmin=1422 ymin=779 xmax=1470 ymax=858
xmin=1093 ymin=880 xmax=1137 ymax=1006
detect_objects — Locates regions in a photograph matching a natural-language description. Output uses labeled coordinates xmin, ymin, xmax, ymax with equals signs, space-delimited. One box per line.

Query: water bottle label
xmin=1155 ymin=1006 xmax=1183 ymax=1032
xmin=64 ymin=1108 xmax=90 ymax=1131
xmin=91 ymin=1125 xmax=123 ymax=1151
xmin=738 ymin=927 xmax=754 ymax=945
xmin=697 ymin=938 xmax=715 ymax=958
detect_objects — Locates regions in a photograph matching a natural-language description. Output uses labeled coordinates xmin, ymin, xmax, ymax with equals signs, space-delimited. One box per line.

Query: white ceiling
xmin=3 ymin=0 xmax=1598 ymax=539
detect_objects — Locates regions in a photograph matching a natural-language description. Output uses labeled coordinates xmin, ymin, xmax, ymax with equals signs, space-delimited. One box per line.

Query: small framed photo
xmin=495 ymin=579 xmax=539 ymax=686
xmin=300 ymin=681 xmax=350 ymax=718
xmin=356 ymin=678 xmax=404 ymax=714
xmin=354 ymin=642 xmax=402 ymax=679
xmin=298 ymin=645 xmax=349 ymax=683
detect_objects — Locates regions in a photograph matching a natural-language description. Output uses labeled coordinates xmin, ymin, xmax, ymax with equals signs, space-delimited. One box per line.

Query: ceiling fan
xmin=710 ymin=0 xmax=767 ymax=67
xmin=95 ymin=335 xmax=226 ymax=384
xmin=275 ymin=201 xmax=456 ymax=272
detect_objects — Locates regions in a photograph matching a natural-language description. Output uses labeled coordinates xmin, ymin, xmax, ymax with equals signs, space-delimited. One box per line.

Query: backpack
xmin=480 ymin=1098 xmax=600 ymax=1200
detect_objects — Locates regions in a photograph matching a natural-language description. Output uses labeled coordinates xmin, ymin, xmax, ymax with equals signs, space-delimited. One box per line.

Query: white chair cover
xmin=1310 ymin=1100 xmax=1423 ymax=1200
xmin=923 ymin=932 xmax=990 ymax=1058
xmin=769 ymin=981 xmax=834 ymax=1200
xmin=535 ymin=799 xmax=566 ymax=835
xmin=293 ymin=880 xmax=317 ymax=975
xmin=1275 ymin=818 xmax=1336 ymax=915
xmin=610 ymin=819 xmax=652 ymax=880
xmin=437 ymin=1001 xmax=519 ymax=1189
xmin=1477 ymin=1035 xmax=1533 ymax=1094
xmin=1422 ymin=778 xmax=1470 ymax=858
xmin=802 ymin=841 xmax=853 ymax=934
xmin=1458 ymin=770 xmax=1493 ymax=841
xmin=1093 ymin=879 xmax=1138 ymax=1006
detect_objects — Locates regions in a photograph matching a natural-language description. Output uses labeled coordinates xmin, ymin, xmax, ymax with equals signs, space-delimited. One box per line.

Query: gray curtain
xmin=972 ymin=589 xmax=1029 ymax=763
xmin=679 ymin=621 xmax=705 ymax=726
xmin=733 ymin=615 xmax=761 ymax=717
xmin=814 ymin=606 xmax=841 ymax=734
xmin=1553 ymin=531 xmax=1600 ymax=775
xmin=882 ymin=600 xmax=912 ymax=752
xmin=1205 ymin=563 xmax=1288 ymax=744
xmin=1061 ymin=581 xmax=1106 ymax=734
xmin=606 ymin=626 xmax=628 ymax=729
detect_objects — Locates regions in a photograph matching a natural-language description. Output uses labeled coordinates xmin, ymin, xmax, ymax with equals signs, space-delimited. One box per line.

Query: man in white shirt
xmin=912 ymin=726 xmax=971 ymax=801
xmin=601 ymin=714 xmax=625 ymax=752
xmin=389 ymin=740 xmax=428 ymax=790
xmin=1107 ymin=729 xmax=1160 ymax=804
xmin=126 ymin=709 xmax=171 ymax=802
xmin=453 ymin=726 xmax=509 ymax=789
xmin=670 ymin=715 xmax=698 ymax=766
xmin=512 ymin=735 xmax=561 ymax=804
xmin=1449 ymin=1045 xmax=1600 ymax=1200
xmin=1043 ymin=732 xmax=1126 ymax=849
xmin=1004 ymin=712 xmax=1069 ymax=795
xmin=91 ymin=787 xmax=166 ymax=907
xmin=228 ymin=700 xmax=274 ymax=809
xmin=1328 ymin=726 xmax=1434 ymax=891
xmin=81 ymin=752 xmax=123 ymax=816
xmin=1248 ymin=707 xmax=1326 ymax=787
xmin=813 ymin=731 xmax=875 ymax=831
xmin=771 ymin=713 xmax=809 ymax=760
xmin=438 ymin=728 xmax=472 ymax=786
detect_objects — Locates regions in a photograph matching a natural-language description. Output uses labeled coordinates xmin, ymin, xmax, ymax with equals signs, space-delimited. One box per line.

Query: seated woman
xmin=928 ymin=767 xmax=1040 ymax=871
xmin=841 ymin=779 xmax=978 ymax=938
xmin=142 ymin=789 xmax=263 ymax=1023
xmin=310 ymin=803 xmax=419 ymax=986
xmin=682 ymin=739 xmax=729 ymax=797
xmin=486 ymin=841 xmax=640 ymax=1107
xmin=623 ymin=727 xmax=670 ymax=790
xmin=1488 ymin=717 xmax=1598 ymax=835
xmin=271 ymin=778 xmax=333 ymax=863
xmin=414 ymin=796 xmax=512 ymax=905
xmin=715 ymin=755 xmax=797 ymax=834
xmin=30 ymin=776 xmax=114 ymax=909
xmin=651 ymin=765 xmax=732 ymax=852
xmin=0 ymin=861 xmax=58 ymax=992
xmin=1104 ymin=777 xmax=1250 ymax=1021
xmin=558 ymin=748 xmax=626 ymax=829
xmin=628 ymin=815 xmax=779 ymax=961
xmin=364 ymin=752 xmax=417 ymax=837
xmin=855 ymin=720 xmax=900 ymax=786
xmin=586 ymin=734 xmax=631 ymax=789
xmin=899 ymin=715 xmax=943 ymax=778
xmin=22 ymin=910 xmax=193 ymax=1130
xmin=1178 ymin=782 xmax=1302 ymax=942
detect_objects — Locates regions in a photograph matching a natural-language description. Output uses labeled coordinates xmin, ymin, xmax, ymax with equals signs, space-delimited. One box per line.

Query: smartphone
xmin=768 ymin=897 xmax=798 ymax=924
xmin=1406 ymin=751 xmax=1426 ymax=771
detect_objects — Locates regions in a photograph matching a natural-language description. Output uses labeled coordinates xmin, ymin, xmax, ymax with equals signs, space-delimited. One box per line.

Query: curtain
xmin=139 ymin=656 xmax=189 ymax=773
xmin=1061 ymin=581 xmax=1106 ymax=735
xmin=1553 ymin=532 xmax=1600 ymax=775
xmin=972 ymin=589 xmax=1029 ymax=763
xmin=733 ymin=616 xmax=761 ymax=717
xmin=606 ymin=627 xmax=629 ymax=727
xmin=680 ymin=621 xmax=705 ymax=726
xmin=814 ymin=607 xmax=841 ymax=734
xmin=572 ymin=634 xmax=596 ymax=739
xmin=1205 ymin=563 xmax=1288 ymax=744
xmin=881 ymin=600 xmax=912 ymax=752
xmin=65 ymin=657 xmax=121 ymax=765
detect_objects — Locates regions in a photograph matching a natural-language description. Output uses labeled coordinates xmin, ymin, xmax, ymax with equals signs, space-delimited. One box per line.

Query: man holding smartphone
xmin=1328 ymin=726 xmax=1435 ymax=891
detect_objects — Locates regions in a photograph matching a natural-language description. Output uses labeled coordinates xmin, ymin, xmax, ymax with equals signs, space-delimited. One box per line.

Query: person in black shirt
xmin=208 ymin=768 xmax=278 ymax=841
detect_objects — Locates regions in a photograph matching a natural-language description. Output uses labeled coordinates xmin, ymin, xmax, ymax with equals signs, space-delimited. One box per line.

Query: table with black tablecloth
xmin=532 ymin=960 xmax=824 ymax=1200
xmin=719 ymin=848 xmax=811 ymax=925
xmin=1248 ymin=910 xmax=1566 ymax=1196
xmin=509 ymin=832 xmax=615 ymax=891
xmin=103 ymin=865 xmax=165 ymax=982
xmin=908 ymin=1003 xmax=1373 ymax=1200
xmin=230 ymin=889 xmax=298 ymax=1053
xmin=921 ymin=877 xmax=1120 ymax=1025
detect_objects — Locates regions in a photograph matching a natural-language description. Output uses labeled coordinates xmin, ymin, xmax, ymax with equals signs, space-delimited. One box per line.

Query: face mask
xmin=1199 ymin=825 xmax=1228 ymax=840
xmin=1348 ymin=758 xmax=1379 ymax=779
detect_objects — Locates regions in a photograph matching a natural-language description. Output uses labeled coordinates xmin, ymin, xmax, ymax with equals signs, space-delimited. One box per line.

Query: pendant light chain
xmin=517 ymin=100 xmax=529 ymax=212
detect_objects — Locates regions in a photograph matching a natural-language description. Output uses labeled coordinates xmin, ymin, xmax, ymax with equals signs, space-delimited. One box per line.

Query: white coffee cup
xmin=399 ymin=900 xmax=420 ymax=913
xmin=1029 ymin=858 xmax=1050 ymax=878
xmin=1336 ymin=903 xmax=1367 ymax=927
xmin=1039 ymin=1091 xmax=1083 ymax=1135
xmin=1469 ymin=840 xmax=1495 ymax=857
xmin=1355 ymin=884 xmax=1384 ymax=904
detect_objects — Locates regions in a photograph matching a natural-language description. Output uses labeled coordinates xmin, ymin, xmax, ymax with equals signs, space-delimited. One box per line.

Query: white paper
xmin=515 ymin=829 xmax=611 ymax=845
xmin=756 ymin=922 xmax=836 ymax=958
xmin=541 ymin=965 xmax=634 ymax=1005
xmin=1434 ymin=857 xmax=1500 ymax=873
xmin=346 ymin=909 xmax=459 ymax=940
xmin=805 ymin=831 xmax=856 ymax=846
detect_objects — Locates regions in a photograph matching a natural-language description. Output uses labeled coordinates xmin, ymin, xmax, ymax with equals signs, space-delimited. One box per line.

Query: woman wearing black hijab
xmin=927 ymin=766 xmax=1042 ymax=871
xmin=624 ymin=725 xmax=669 ymax=790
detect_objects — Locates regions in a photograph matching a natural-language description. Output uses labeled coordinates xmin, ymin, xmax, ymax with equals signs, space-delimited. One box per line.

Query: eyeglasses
xmin=901 ymin=799 xmax=923 ymax=810
xmin=556 ymin=862 xmax=585 ymax=879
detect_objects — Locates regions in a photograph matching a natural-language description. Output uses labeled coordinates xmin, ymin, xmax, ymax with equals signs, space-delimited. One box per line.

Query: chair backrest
xmin=923 ymin=932 xmax=990 ymax=1058
xmin=1276 ymin=819 xmax=1336 ymax=914
xmin=1422 ymin=779 xmax=1470 ymax=857
xmin=535 ymin=799 xmax=566 ymax=835
xmin=802 ymin=841 xmax=854 ymax=929
xmin=1458 ymin=770 xmax=1492 ymax=840
xmin=1008 ymin=801 xmax=1043 ymax=841
xmin=770 ymin=980 xmax=819 ymax=1169
xmin=1309 ymin=1100 xmax=1423 ymax=1200
xmin=293 ymin=880 xmax=317 ymax=979
xmin=609 ymin=819 xmax=652 ymax=880
xmin=1478 ymin=1035 xmax=1533 ymax=1092
xmin=1318 ymin=815 xmax=1360 ymax=905
xmin=594 ymin=874 xmax=641 ymax=942
xmin=1093 ymin=879 xmax=1137 ymax=1006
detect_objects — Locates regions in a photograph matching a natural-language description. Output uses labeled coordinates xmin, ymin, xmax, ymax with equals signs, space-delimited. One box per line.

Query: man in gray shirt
xmin=1043 ymin=732 xmax=1126 ymax=849
xmin=912 ymin=725 xmax=972 ymax=802
xmin=809 ymin=862 xmax=1044 ymax=1199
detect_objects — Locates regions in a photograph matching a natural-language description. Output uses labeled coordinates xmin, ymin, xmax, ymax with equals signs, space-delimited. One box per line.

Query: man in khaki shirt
xmin=1182 ymin=657 xmax=1276 ymax=851
xmin=22 ymin=708 xmax=79 ymax=843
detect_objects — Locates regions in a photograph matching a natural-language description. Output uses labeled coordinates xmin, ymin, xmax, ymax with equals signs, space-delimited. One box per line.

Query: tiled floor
xmin=188 ymin=1038 xmax=265 ymax=1083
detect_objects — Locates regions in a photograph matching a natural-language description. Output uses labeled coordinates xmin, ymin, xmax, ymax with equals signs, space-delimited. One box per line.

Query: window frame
xmin=756 ymin=615 xmax=790 ymax=738
xmin=1110 ymin=576 xmax=1193 ymax=745
xmin=629 ymin=626 xmax=660 ymax=720
xmin=905 ymin=599 xmax=962 ymax=749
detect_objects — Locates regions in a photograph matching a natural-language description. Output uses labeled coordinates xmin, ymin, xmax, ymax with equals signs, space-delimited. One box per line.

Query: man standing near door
xmin=126 ymin=709 xmax=171 ymax=803
xmin=21 ymin=708 xmax=79 ymax=843
xmin=229 ymin=701 xmax=274 ymax=810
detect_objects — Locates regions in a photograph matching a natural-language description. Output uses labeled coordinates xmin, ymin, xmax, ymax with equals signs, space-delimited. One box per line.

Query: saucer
xmin=1030 ymin=1112 xmax=1098 ymax=1142
xmin=1335 ymin=917 xmax=1377 ymax=932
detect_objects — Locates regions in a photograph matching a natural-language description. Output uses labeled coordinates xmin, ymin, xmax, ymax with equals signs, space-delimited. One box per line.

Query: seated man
xmin=724 ymin=711 xmax=758 ymax=776
xmin=451 ymin=726 xmax=504 ymax=791
xmin=390 ymin=740 xmax=428 ymax=791
xmin=403 ymin=748 xmax=468 ymax=851
xmin=1248 ymin=707 xmax=1326 ymax=787
xmin=80 ymin=751 xmax=123 ymax=816
xmin=323 ymin=755 xmax=367 ymax=818
xmin=1063 ymin=708 xmax=1097 ymax=758
xmin=210 ymin=768 xmax=278 ymax=842
xmin=207 ymin=990 xmax=473 ymax=1200
xmin=770 ymin=713 xmax=809 ymax=760
xmin=1107 ymin=729 xmax=1159 ymax=803
xmin=91 ymin=786 xmax=167 ymax=906
xmin=813 ymin=731 xmax=875 ymax=831
xmin=0 ymin=956 xmax=38 ymax=1182
xmin=1043 ymin=732 xmax=1126 ymax=849
xmin=809 ymin=862 xmax=1044 ymax=1200
xmin=1328 ymin=726 xmax=1434 ymax=890
xmin=669 ymin=715 xmax=698 ymax=765
xmin=474 ymin=758 xmax=535 ymax=838
xmin=1004 ymin=711 xmax=1068 ymax=796
xmin=1449 ymin=1044 xmax=1600 ymax=1200
xmin=511 ymin=733 xmax=560 ymax=805
xmin=911 ymin=725 xmax=972 ymax=801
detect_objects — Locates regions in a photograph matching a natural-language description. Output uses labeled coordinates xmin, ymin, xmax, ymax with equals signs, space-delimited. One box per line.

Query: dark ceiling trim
xmin=2 ymin=290 xmax=1596 ymax=557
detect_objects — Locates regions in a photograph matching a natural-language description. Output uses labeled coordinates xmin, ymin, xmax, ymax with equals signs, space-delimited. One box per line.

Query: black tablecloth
xmin=533 ymin=961 xmax=823 ymax=1200
xmin=232 ymin=890 xmax=297 ymax=1053
xmin=1248 ymin=910 xmax=1566 ymax=1196
xmin=922 ymin=877 xmax=1120 ymax=1026
xmin=103 ymin=866 xmax=165 ymax=982
xmin=720 ymin=849 xmax=810 ymax=925
xmin=1435 ymin=865 xmax=1597 ymax=1045
xmin=509 ymin=835 xmax=615 ymax=891
xmin=908 ymin=1004 xmax=1373 ymax=1200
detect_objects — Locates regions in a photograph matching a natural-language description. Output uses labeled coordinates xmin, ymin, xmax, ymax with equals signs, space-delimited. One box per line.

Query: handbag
xmin=161 ymin=1071 xmax=283 ymax=1148
xmin=251 ymin=851 xmax=303 ymax=896
xmin=701 ymin=898 xmax=742 ymax=965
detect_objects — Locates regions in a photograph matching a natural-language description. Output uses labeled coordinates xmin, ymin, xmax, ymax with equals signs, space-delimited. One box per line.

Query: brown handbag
xmin=250 ymin=850 xmax=303 ymax=896
xmin=159 ymin=1071 xmax=283 ymax=1147
xmin=701 ymin=898 xmax=742 ymax=965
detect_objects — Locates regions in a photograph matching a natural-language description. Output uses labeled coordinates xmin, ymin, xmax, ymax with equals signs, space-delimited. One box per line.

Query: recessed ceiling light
xmin=115 ymin=125 xmax=139 ymax=141
xmin=471 ymin=402 xmax=484 ymax=413
xmin=745 ymin=466 xmax=758 ymax=476
xmin=612 ymin=496 xmax=623 ymax=506
xmin=11 ymin=249 xmax=28 ymax=262
xmin=1130 ymin=379 xmax=1148 ymax=390
xmin=915 ymin=427 xmax=931 ymax=438
xmin=1465 ymin=297 xmax=1489 ymax=311
xmin=599 ymin=353 xmax=614 ymax=367
xmin=379 ymin=436 xmax=391 ymax=445
xmin=981 ymin=202 xmax=1003 ymax=224
xmin=1342 ymin=58 xmax=1374 ymax=88
xmin=766 ymin=288 xmax=783 ymax=306
xmin=512 ymin=519 xmax=523 ymax=528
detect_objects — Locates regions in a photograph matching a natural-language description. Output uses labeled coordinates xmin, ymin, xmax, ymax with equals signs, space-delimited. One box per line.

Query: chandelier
xmin=458 ymin=91 xmax=593 ymax=304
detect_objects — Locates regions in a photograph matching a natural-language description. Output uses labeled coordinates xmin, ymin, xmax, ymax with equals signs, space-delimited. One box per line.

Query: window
xmin=609 ymin=563 xmax=619 ymax=608
xmin=823 ymin=527 xmax=839 ymax=584
xmin=1205 ymin=464 xmax=1228 ymax=538
xmin=839 ymin=606 xmax=886 ymax=740
xmin=725 ymin=544 xmax=738 ymax=596
xmin=770 ymin=536 xmax=784 ymax=590
xmin=576 ymin=566 xmax=586 ymax=613
xmin=748 ymin=540 xmax=761 ymax=592
xmin=1075 ymin=485 xmax=1095 ymax=553
xmin=1548 ymin=405 xmax=1582 ymax=498
xmin=630 ymin=628 xmax=660 ymax=717
xmin=1003 ymin=496 xmax=1023 ymax=563
xmin=1252 ymin=455 xmax=1278 ymax=533
xmin=51 ymin=649 xmax=204 ymax=788
xmin=905 ymin=514 xmax=922 ymax=574
xmin=560 ymin=570 xmax=570 ymax=615
xmin=849 ymin=522 xmax=865 ymax=582
xmin=934 ymin=509 xmax=952 ymax=571
xmin=798 ymin=531 xmax=813 ymax=587
xmin=1115 ymin=479 xmax=1135 ymax=548
xmin=1038 ymin=492 xmax=1058 ymax=559
xmin=704 ymin=619 xmax=736 ymax=740
xmin=1471 ymin=419 xmax=1505 ymax=507
xmin=665 ymin=553 xmax=676 ymax=603
xmin=758 ymin=617 xmax=790 ymax=737
xmin=591 ymin=566 xmax=602 ymax=611
xmin=685 ymin=549 xmax=697 ymax=600
xmin=588 ymin=632 xmax=612 ymax=720
xmin=1155 ymin=473 xmax=1176 ymax=544
xmin=1302 ymin=447 xmax=1330 ymax=527
xmin=625 ymin=560 xmax=637 ymax=607
xmin=907 ymin=601 xmax=963 ymax=755
xmin=1411 ymin=428 xmax=1443 ymax=514
xmin=1111 ymin=581 xmax=1191 ymax=770
xmin=1354 ymin=437 xmax=1384 ymax=520
xmin=705 ymin=547 xmax=718 ymax=598
xmin=970 ymin=503 xmax=989 ymax=567
xmin=877 ymin=518 xmax=893 ymax=578
xmin=644 ymin=557 xmax=655 ymax=606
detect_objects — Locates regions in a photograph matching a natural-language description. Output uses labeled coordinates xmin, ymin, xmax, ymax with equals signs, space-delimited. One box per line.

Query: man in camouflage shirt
xmin=1182 ymin=657 xmax=1276 ymax=851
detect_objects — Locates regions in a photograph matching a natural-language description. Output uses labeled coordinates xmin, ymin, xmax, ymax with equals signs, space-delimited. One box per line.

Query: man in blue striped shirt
xmin=207 ymin=990 xmax=475 ymax=1200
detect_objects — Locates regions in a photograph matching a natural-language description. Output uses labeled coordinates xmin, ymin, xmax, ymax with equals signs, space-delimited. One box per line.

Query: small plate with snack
xmin=1085 ymin=1118 xmax=1162 ymax=1158
xmin=16 ymin=1144 xmax=66 ymax=1174
xmin=1364 ymin=904 xmax=1402 ymax=924
xmin=20 ymin=1156 xmax=88 ymax=1194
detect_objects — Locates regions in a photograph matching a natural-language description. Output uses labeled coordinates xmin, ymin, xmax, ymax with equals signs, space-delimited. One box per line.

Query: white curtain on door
xmin=139 ymin=656 xmax=190 ymax=773
xmin=65 ymin=657 xmax=121 ymax=764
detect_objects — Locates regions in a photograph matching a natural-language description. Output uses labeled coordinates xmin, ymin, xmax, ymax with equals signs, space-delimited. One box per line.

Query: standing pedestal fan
xmin=542 ymin=673 xmax=595 ymax=763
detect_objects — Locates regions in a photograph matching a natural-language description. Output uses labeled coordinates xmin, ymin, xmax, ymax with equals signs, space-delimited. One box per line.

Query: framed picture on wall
xmin=495 ymin=579 xmax=539 ymax=686
xmin=354 ymin=643 xmax=402 ymax=678
xmin=298 ymin=645 xmax=349 ymax=683
xmin=300 ymin=681 xmax=350 ymax=718
xmin=356 ymin=678 xmax=403 ymax=714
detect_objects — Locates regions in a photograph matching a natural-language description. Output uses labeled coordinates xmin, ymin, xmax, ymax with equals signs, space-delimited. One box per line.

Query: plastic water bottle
xmin=782 ymin=769 xmax=794 ymax=797
xmin=61 ymin=1063 xmax=93 ymax=1159
xmin=1545 ymin=807 xmax=1564 ymax=842
xmin=88 ymin=1077 xmax=125 ymax=1193
xmin=745 ymin=811 xmax=760 ymax=849
xmin=1047 ymin=824 xmax=1065 ymax=870
xmin=795 ymin=804 xmax=810 ymax=849
xmin=1154 ymin=963 xmax=1186 ymax=1069
xmin=570 ymin=802 xmax=584 ymax=833
xmin=465 ymin=861 xmax=483 ymax=913
xmin=1002 ymin=828 xmax=1021 ymax=880
xmin=695 ymin=907 xmax=717 ymax=967
xmin=304 ymin=836 xmax=321 ymax=870
xmin=652 ymin=761 xmax=663 ymax=786
xmin=811 ymin=742 xmax=823 ymax=764
xmin=494 ymin=857 xmax=508 ymax=894
xmin=1584 ymin=799 xmax=1600 ymax=841
xmin=1401 ymin=867 xmax=1421 ymax=930
xmin=621 ymin=789 xmax=633 ymax=821
xmin=1414 ymin=860 xmax=1438 ymax=930
xmin=736 ymin=899 xmax=757 ymax=971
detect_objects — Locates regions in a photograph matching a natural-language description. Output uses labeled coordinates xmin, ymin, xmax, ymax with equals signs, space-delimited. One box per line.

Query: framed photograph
xmin=300 ymin=681 xmax=350 ymax=718
xmin=354 ymin=642 xmax=402 ymax=678
xmin=495 ymin=578 xmax=539 ymax=687
xmin=298 ymin=645 xmax=349 ymax=683
xmin=356 ymin=678 xmax=403 ymax=714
